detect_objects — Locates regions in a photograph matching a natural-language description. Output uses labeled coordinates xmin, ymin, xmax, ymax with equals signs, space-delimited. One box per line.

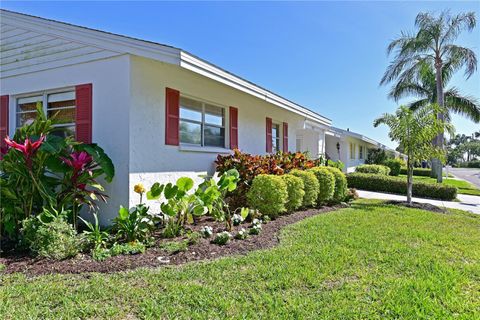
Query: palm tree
xmin=388 ymin=61 xmax=480 ymax=123
xmin=381 ymin=11 xmax=477 ymax=182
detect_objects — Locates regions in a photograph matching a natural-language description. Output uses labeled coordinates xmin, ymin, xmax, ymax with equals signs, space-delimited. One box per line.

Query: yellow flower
xmin=134 ymin=183 xmax=146 ymax=195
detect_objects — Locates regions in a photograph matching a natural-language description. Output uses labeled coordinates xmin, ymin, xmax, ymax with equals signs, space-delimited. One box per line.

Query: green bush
xmin=324 ymin=167 xmax=348 ymax=203
xmin=290 ymin=169 xmax=319 ymax=207
xmin=21 ymin=215 xmax=79 ymax=260
xmin=355 ymin=164 xmax=391 ymax=175
xmin=92 ymin=241 xmax=146 ymax=261
xmin=457 ymin=160 xmax=480 ymax=168
xmin=384 ymin=159 xmax=404 ymax=176
xmin=247 ymin=174 xmax=288 ymax=218
xmin=399 ymin=167 xmax=432 ymax=176
xmin=281 ymin=174 xmax=305 ymax=212
xmin=308 ymin=167 xmax=335 ymax=204
xmin=346 ymin=173 xmax=457 ymax=201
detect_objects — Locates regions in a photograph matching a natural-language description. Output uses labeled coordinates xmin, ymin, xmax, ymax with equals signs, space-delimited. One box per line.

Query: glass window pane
xmin=16 ymin=111 xmax=37 ymax=127
xmin=204 ymin=104 xmax=224 ymax=126
xmin=204 ymin=125 xmax=225 ymax=147
xmin=180 ymin=97 xmax=202 ymax=122
xmin=51 ymin=125 xmax=75 ymax=139
xmin=48 ymin=108 xmax=76 ymax=124
xmin=48 ymin=91 xmax=75 ymax=103
xmin=180 ymin=120 xmax=201 ymax=145
xmin=17 ymin=96 xmax=42 ymax=112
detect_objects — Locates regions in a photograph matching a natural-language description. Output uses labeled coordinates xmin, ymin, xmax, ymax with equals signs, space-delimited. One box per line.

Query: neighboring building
xmin=325 ymin=127 xmax=406 ymax=173
xmin=0 ymin=10 xmax=331 ymax=223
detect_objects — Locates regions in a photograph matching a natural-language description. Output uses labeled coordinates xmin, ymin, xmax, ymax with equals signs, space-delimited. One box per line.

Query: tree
xmin=381 ymin=11 xmax=477 ymax=182
xmin=374 ymin=104 xmax=453 ymax=204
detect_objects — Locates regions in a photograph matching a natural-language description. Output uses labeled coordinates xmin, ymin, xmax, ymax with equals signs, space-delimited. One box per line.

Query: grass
xmin=399 ymin=174 xmax=480 ymax=196
xmin=1 ymin=199 xmax=479 ymax=319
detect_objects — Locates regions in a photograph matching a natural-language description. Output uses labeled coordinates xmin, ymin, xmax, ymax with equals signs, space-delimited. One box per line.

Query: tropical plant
xmin=374 ymin=104 xmax=454 ymax=204
xmin=381 ymin=11 xmax=477 ymax=181
xmin=113 ymin=204 xmax=155 ymax=243
xmin=79 ymin=212 xmax=110 ymax=250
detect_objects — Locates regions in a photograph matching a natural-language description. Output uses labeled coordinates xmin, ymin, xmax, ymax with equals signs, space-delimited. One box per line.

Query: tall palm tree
xmin=381 ymin=11 xmax=477 ymax=182
xmin=389 ymin=61 xmax=480 ymax=123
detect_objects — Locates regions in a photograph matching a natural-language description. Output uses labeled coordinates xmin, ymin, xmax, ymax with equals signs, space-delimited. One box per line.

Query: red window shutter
xmin=229 ymin=106 xmax=238 ymax=149
xmin=283 ymin=122 xmax=288 ymax=152
xmin=75 ymin=84 xmax=92 ymax=143
xmin=0 ymin=95 xmax=9 ymax=151
xmin=165 ymin=87 xmax=180 ymax=146
xmin=266 ymin=117 xmax=272 ymax=153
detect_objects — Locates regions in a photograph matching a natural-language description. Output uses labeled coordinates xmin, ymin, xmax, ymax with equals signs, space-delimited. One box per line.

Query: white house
xmin=325 ymin=126 xmax=406 ymax=173
xmin=0 ymin=10 xmax=331 ymax=223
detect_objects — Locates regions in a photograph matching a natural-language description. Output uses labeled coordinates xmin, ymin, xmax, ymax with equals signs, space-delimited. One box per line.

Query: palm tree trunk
xmin=432 ymin=61 xmax=445 ymax=183
xmin=407 ymin=155 xmax=413 ymax=205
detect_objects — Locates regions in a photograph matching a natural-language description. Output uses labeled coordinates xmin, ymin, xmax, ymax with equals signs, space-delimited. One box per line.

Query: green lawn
xmin=1 ymin=200 xmax=479 ymax=319
xmin=399 ymin=174 xmax=480 ymax=196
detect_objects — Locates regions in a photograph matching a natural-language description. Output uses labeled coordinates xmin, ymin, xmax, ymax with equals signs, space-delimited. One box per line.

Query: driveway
xmin=448 ymin=167 xmax=480 ymax=188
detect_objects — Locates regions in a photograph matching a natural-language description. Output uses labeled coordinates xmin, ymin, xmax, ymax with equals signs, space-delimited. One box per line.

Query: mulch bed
xmin=0 ymin=205 xmax=344 ymax=277
xmin=386 ymin=200 xmax=448 ymax=213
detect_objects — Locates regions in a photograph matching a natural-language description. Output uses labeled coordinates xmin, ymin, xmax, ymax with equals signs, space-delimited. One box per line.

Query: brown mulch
xmin=385 ymin=200 xmax=448 ymax=213
xmin=0 ymin=205 xmax=344 ymax=276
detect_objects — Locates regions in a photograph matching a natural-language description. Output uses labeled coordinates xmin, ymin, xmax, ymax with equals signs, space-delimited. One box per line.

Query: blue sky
xmin=2 ymin=1 xmax=479 ymax=148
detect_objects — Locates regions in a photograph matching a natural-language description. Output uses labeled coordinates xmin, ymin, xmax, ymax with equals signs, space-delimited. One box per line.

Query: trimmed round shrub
xmin=281 ymin=174 xmax=305 ymax=212
xmin=308 ymin=167 xmax=335 ymax=204
xmin=290 ymin=169 xmax=319 ymax=207
xmin=324 ymin=166 xmax=348 ymax=203
xmin=21 ymin=217 xmax=79 ymax=260
xmin=384 ymin=159 xmax=404 ymax=176
xmin=247 ymin=174 xmax=288 ymax=218
xmin=355 ymin=164 xmax=390 ymax=175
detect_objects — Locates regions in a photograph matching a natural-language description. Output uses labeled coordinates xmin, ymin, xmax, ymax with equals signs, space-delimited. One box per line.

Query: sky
xmin=2 ymin=1 xmax=479 ymax=149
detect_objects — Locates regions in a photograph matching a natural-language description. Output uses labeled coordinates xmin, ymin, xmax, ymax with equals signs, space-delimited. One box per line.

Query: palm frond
xmin=442 ymin=44 xmax=478 ymax=79
xmin=445 ymin=87 xmax=480 ymax=122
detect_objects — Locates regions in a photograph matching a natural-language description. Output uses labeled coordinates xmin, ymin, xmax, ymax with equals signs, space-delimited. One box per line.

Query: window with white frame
xmin=359 ymin=145 xmax=364 ymax=159
xmin=179 ymin=96 xmax=225 ymax=148
xmin=349 ymin=142 xmax=356 ymax=159
xmin=16 ymin=90 xmax=76 ymax=138
xmin=272 ymin=123 xmax=280 ymax=153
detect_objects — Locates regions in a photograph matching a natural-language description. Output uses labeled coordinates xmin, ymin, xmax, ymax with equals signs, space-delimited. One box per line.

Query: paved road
xmin=448 ymin=167 xmax=480 ymax=188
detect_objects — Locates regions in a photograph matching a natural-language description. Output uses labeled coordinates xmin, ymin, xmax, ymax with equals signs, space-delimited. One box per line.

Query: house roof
xmin=0 ymin=9 xmax=331 ymax=126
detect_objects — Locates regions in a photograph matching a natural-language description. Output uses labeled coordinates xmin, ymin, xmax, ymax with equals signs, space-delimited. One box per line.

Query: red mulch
xmin=0 ymin=205 xmax=344 ymax=276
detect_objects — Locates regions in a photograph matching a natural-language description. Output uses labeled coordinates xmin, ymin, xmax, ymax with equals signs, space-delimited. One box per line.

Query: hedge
xmin=324 ymin=166 xmax=348 ymax=203
xmin=247 ymin=174 xmax=288 ymax=218
xmin=346 ymin=173 xmax=457 ymax=201
xmin=290 ymin=169 xmax=319 ymax=207
xmin=281 ymin=174 xmax=305 ymax=212
xmin=309 ymin=167 xmax=335 ymax=204
xmin=399 ymin=167 xmax=432 ymax=177
xmin=355 ymin=164 xmax=390 ymax=175
xmin=384 ymin=159 xmax=404 ymax=176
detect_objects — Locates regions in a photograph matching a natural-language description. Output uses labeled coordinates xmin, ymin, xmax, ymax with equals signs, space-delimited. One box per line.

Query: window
xmin=179 ymin=96 xmax=225 ymax=148
xmin=359 ymin=145 xmax=364 ymax=159
xmin=272 ymin=123 xmax=280 ymax=153
xmin=349 ymin=143 xmax=356 ymax=159
xmin=16 ymin=90 xmax=76 ymax=138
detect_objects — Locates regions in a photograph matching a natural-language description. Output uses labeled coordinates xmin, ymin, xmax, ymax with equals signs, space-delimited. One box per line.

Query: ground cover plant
xmin=1 ymin=199 xmax=479 ymax=319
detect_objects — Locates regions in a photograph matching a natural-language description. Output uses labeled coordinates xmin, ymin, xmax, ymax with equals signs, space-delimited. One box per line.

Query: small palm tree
xmin=374 ymin=104 xmax=453 ymax=204
xmin=381 ymin=11 xmax=477 ymax=182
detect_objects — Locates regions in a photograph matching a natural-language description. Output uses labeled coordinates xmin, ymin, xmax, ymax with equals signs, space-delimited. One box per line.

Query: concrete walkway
xmin=357 ymin=190 xmax=480 ymax=214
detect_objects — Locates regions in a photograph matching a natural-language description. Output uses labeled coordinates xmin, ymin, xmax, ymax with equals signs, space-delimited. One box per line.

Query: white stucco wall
xmin=0 ymin=55 xmax=131 ymax=225
xmin=128 ymin=56 xmax=310 ymax=209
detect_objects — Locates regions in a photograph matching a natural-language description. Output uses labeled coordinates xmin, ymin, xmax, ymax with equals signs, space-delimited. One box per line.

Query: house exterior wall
xmin=128 ymin=56 xmax=310 ymax=209
xmin=0 ymin=55 xmax=131 ymax=225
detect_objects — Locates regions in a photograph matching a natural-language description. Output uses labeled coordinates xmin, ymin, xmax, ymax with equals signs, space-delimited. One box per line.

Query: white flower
xmin=200 ymin=226 xmax=213 ymax=237
xmin=252 ymin=218 xmax=262 ymax=226
xmin=232 ymin=213 xmax=244 ymax=225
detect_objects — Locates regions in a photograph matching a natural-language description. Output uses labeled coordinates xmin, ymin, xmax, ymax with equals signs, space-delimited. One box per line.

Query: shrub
xmin=355 ymin=164 xmax=391 ymax=175
xmin=365 ymin=148 xmax=389 ymax=164
xmin=384 ymin=159 xmax=404 ymax=176
xmin=346 ymin=173 xmax=457 ymax=201
xmin=309 ymin=167 xmax=335 ymax=204
xmin=290 ymin=169 xmax=319 ymax=207
xmin=399 ymin=167 xmax=432 ymax=176
xmin=281 ymin=174 xmax=305 ymax=212
xmin=327 ymin=159 xmax=345 ymax=170
xmin=247 ymin=174 xmax=288 ymax=218
xmin=457 ymin=160 xmax=480 ymax=168
xmin=324 ymin=167 xmax=348 ymax=203
xmin=345 ymin=188 xmax=359 ymax=202
xmin=21 ymin=212 xmax=79 ymax=260
xmin=212 ymin=231 xmax=232 ymax=245
xmin=113 ymin=204 xmax=156 ymax=243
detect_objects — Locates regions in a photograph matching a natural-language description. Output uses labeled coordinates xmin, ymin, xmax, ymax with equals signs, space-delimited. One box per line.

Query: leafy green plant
xmin=235 ymin=228 xmax=248 ymax=240
xmin=92 ymin=241 xmax=146 ymax=261
xmin=324 ymin=167 xmax=348 ymax=203
xmin=21 ymin=207 xmax=79 ymax=260
xmin=281 ymin=174 xmax=305 ymax=212
xmin=289 ymin=169 xmax=319 ymax=207
xmin=200 ymin=226 xmax=213 ymax=238
xmin=79 ymin=212 xmax=110 ymax=250
xmin=212 ymin=231 xmax=232 ymax=245
xmin=399 ymin=167 xmax=432 ymax=176
xmin=308 ymin=167 xmax=335 ymax=205
xmin=327 ymin=159 xmax=345 ymax=170
xmin=249 ymin=219 xmax=262 ymax=235
xmin=113 ymin=204 xmax=155 ymax=243
xmin=355 ymin=164 xmax=391 ymax=175
xmin=159 ymin=240 xmax=189 ymax=254
xmin=365 ymin=148 xmax=389 ymax=165
xmin=246 ymin=174 xmax=288 ymax=218
xmin=384 ymin=159 xmax=404 ymax=176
